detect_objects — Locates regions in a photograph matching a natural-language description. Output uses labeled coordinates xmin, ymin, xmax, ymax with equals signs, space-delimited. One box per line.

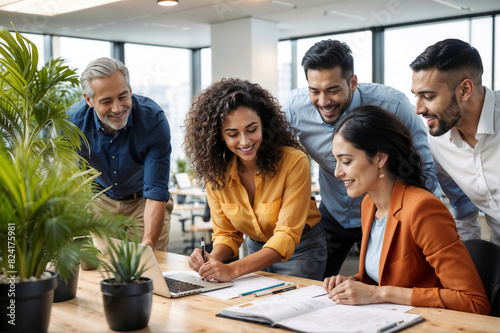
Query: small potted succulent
xmin=100 ymin=235 xmax=153 ymax=331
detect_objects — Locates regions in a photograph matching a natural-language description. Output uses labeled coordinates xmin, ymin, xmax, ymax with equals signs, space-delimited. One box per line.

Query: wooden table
xmin=49 ymin=252 xmax=500 ymax=332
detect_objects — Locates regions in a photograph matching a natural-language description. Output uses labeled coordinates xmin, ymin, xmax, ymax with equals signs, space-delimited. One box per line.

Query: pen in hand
xmin=201 ymin=236 xmax=206 ymax=262
xmin=200 ymin=237 xmax=206 ymax=282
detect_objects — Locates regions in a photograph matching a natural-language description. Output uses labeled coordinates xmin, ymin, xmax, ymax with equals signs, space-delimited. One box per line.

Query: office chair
xmin=178 ymin=202 xmax=212 ymax=254
xmin=463 ymin=239 xmax=500 ymax=317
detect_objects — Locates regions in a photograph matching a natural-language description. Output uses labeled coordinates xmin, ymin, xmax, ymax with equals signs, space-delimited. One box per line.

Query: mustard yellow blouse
xmin=206 ymin=146 xmax=321 ymax=260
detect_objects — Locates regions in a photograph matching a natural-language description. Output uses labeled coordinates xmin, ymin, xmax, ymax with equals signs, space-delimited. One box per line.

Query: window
xmin=200 ymin=47 xmax=212 ymax=91
xmin=470 ymin=17 xmax=493 ymax=89
xmin=385 ymin=17 xmax=494 ymax=104
xmin=495 ymin=15 xmax=500 ymax=90
xmin=277 ymin=40 xmax=292 ymax=105
xmin=124 ymin=44 xmax=191 ymax=163
xmin=57 ymin=37 xmax=111 ymax=76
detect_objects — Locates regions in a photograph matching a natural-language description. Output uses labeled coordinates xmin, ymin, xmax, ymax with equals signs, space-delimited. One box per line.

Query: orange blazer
xmin=354 ymin=180 xmax=489 ymax=314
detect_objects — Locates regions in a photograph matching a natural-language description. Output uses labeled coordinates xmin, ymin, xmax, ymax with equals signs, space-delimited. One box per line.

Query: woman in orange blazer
xmin=324 ymin=105 xmax=489 ymax=314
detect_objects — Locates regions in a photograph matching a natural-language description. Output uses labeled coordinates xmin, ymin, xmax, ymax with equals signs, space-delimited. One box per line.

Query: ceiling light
xmin=330 ymin=10 xmax=366 ymax=21
xmin=271 ymin=0 xmax=295 ymax=7
xmin=0 ymin=0 xmax=123 ymax=16
xmin=431 ymin=0 xmax=473 ymax=11
xmin=157 ymin=0 xmax=179 ymax=6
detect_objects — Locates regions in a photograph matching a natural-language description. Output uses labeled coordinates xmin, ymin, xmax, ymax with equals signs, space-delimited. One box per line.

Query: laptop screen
xmin=175 ymin=172 xmax=192 ymax=189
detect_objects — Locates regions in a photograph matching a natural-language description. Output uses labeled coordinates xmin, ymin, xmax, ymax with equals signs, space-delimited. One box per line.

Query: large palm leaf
xmin=0 ymin=26 xmax=131 ymax=282
xmin=0 ymin=26 xmax=85 ymax=159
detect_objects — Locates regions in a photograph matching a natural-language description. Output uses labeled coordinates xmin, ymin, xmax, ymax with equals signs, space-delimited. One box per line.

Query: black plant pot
xmin=101 ymin=277 xmax=153 ymax=331
xmin=80 ymin=259 xmax=97 ymax=271
xmin=53 ymin=265 xmax=80 ymax=302
xmin=0 ymin=271 xmax=58 ymax=332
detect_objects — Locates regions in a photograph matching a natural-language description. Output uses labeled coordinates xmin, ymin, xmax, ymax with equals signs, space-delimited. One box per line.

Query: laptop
xmin=175 ymin=172 xmax=193 ymax=189
xmin=94 ymin=236 xmax=233 ymax=298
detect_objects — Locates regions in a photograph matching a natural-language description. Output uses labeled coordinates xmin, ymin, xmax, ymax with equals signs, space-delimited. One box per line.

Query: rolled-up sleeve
xmin=143 ymin=112 xmax=171 ymax=202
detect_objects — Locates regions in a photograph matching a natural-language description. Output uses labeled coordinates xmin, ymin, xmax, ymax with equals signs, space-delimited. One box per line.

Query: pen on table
xmin=254 ymin=285 xmax=296 ymax=297
xmin=201 ymin=236 xmax=206 ymax=262
xmin=377 ymin=320 xmax=404 ymax=333
xmin=238 ymin=282 xmax=285 ymax=297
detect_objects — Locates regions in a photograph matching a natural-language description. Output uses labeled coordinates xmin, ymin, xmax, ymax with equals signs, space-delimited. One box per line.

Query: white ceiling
xmin=1 ymin=0 xmax=499 ymax=49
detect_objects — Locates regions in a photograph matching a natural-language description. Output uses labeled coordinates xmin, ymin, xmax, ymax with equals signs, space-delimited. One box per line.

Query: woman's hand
xmin=323 ymin=274 xmax=351 ymax=294
xmin=188 ymin=248 xmax=213 ymax=272
xmin=328 ymin=279 xmax=379 ymax=305
xmin=198 ymin=259 xmax=235 ymax=282
xmin=188 ymin=248 xmax=235 ymax=282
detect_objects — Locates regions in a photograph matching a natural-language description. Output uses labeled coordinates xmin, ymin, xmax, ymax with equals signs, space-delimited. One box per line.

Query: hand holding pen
xmin=201 ymin=236 xmax=206 ymax=262
xmin=187 ymin=238 xmax=209 ymax=273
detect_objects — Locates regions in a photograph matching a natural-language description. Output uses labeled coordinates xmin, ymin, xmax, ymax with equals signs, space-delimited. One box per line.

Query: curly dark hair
xmin=184 ymin=78 xmax=302 ymax=190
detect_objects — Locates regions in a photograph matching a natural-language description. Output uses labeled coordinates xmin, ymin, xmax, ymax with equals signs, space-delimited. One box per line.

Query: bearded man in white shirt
xmin=411 ymin=38 xmax=500 ymax=245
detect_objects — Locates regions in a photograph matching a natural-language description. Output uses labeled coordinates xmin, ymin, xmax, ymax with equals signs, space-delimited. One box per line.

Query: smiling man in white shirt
xmin=411 ymin=38 xmax=500 ymax=245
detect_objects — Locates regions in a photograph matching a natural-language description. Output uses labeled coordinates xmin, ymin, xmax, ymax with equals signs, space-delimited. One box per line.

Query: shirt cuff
xmin=450 ymin=201 xmax=478 ymax=219
xmin=143 ymin=187 xmax=170 ymax=202
xmin=263 ymin=231 xmax=296 ymax=261
xmin=212 ymin=237 xmax=242 ymax=258
xmin=411 ymin=287 xmax=444 ymax=308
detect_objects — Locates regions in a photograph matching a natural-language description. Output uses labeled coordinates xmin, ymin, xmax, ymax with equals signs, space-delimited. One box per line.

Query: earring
xmin=379 ymin=168 xmax=385 ymax=179
xmin=222 ymin=148 xmax=228 ymax=164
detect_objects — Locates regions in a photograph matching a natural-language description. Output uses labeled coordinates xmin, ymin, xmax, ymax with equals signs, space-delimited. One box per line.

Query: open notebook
xmin=94 ymin=237 xmax=233 ymax=298
xmin=218 ymin=285 xmax=424 ymax=332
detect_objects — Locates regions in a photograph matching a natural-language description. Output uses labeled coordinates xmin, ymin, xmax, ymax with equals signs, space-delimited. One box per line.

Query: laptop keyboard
xmin=164 ymin=276 xmax=205 ymax=293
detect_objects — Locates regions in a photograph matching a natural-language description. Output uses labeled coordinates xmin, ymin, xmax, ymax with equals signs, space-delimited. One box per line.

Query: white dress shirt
xmin=429 ymin=87 xmax=500 ymax=245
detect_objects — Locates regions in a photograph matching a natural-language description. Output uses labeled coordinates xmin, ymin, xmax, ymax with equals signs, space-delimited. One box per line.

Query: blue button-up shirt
xmin=284 ymin=83 xmax=439 ymax=231
xmin=67 ymin=94 xmax=171 ymax=201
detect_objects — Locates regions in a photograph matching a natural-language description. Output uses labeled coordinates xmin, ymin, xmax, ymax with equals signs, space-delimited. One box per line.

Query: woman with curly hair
xmin=185 ymin=78 xmax=327 ymax=282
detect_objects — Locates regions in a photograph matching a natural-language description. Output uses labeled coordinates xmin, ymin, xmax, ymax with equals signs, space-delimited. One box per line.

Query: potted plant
xmin=0 ymin=27 xmax=129 ymax=331
xmin=100 ymin=235 xmax=153 ymax=331
xmin=49 ymin=236 xmax=98 ymax=302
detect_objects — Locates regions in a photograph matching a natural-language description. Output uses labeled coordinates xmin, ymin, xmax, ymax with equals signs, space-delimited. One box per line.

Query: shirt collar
xmin=227 ymin=154 xmax=239 ymax=183
xmin=336 ymin=88 xmax=361 ymax=125
xmin=449 ymin=87 xmax=494 ymax=146
xmin=347 ymin=88 xmax=361 ymax=111
xmin=476 ymin=87 xmax=495 ymax=136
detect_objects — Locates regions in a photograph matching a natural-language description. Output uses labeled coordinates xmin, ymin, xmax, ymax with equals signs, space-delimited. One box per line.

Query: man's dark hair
xmin=301 ymin=39 xmax=354 ymax=81
xmin=410 ymin=38 xmax=483 ymax=86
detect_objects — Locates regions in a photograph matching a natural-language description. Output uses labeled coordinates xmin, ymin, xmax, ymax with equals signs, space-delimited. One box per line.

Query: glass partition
xmin=58 ymin=37 xmax=111 ymax=75
xmin=124 ymin=44 xmax=191 ymax=163
xmin=385 ymin=17 xmax=493 ymax=105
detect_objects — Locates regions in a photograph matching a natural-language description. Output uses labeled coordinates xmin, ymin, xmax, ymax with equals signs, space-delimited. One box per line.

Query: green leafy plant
xmin=101 ymin=235 xmax=149 ymax=284
xmin=0 ymin=26 xmax=131 ymax=282
xmin=0 ymin=27 xmax=86 ymax=163
xmin=0 ymin=146 xmax=131 ymax=281
xmin=175 ymin=157 xmax=188 ymax=174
